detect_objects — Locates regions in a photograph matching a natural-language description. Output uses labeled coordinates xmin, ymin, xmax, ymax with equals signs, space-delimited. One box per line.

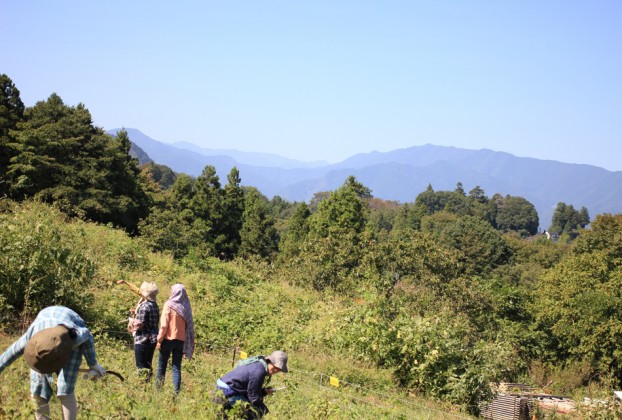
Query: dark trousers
xmin=214 ymin=394 xmax=269 ymax=420
xmin=134 ymin=341 xmax=156 ymax=381
xmin=156 ymin=339 xmax=184 ymax=394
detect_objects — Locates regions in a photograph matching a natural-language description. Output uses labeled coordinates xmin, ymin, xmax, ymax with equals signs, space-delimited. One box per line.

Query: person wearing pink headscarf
xmin=156 ymin=284 xmax=195 ymax=394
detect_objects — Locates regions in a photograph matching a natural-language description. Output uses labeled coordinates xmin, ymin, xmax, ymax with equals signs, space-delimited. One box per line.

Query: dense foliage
xmin=1 ymin=85 xmax=150 ymax=232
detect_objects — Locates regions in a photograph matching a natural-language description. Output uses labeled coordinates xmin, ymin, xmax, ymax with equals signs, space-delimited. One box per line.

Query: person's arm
xmin=75 ymin=328 xmax=105 ymax=375
xmin=79 ymin=333 xmax=98 ymax=367
xmin=246 ymin=366 xmax=267 ymax=404
xmin=130 ymin=304 xmax=147 ymax=332
xmin=116 ymin=280 xmax=142 ymax=297
xmin=0 ymin=332 xmax=29 ymax=375
xmin=156 ymin=303 xmax=170 ymax=344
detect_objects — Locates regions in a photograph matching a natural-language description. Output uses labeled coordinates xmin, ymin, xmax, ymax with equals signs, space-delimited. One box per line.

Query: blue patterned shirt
xmin=0 ymin=306 xmax=98 ymax=400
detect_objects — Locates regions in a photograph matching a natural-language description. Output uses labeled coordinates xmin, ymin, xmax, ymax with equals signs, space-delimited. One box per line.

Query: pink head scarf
xmin=166 ymin=284 xmax=195 ymax=360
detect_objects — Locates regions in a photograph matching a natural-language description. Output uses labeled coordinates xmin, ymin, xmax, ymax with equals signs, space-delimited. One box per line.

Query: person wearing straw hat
xmin=156 ymin=283 xmax=195 ymax=395
xmin=215 ymin=350 xmax=288 ymax=419
xmin=127 ymin=281 xmax=159 ymax=381
xmin=0 ymin=306 xmax=105 ymax=420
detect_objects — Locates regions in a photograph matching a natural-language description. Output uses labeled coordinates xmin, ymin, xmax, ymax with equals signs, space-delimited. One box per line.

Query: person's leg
xmin=32 ymin=394 xmax=51 ymax=420
xmin=251 ymin=401 xmax=269 ymax=419
xmin=59 ymin=393 xmax=78 ymax=420
xmin=143 ymin=341 xmax=157 ymax=381
xmin=135 ymin=342 xmax=155 ymax=381
xmin=156 ymin=340 xmax=172 ymax=388
xmin=171 ymin=339 xmax=184 ymax=394
xmin=135 ymin=343 xmax=148 ymax=369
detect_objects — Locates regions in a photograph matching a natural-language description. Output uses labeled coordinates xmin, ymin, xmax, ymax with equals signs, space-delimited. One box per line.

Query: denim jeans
xmin=134 ymin=341 xmax=156 ymax=380
xmin=156 ymin=339 xmax=184 ymax=394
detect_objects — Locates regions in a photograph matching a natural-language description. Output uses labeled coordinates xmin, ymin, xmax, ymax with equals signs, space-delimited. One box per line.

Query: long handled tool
xmin=78 ymin=368 xmax=125 ymax=382
xmin=115 ymin=280 xmax=142 ymax=298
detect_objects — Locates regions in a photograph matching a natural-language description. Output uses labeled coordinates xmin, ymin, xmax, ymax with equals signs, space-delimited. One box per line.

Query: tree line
xmin=1 ymin=73 xmax=590 ymax=261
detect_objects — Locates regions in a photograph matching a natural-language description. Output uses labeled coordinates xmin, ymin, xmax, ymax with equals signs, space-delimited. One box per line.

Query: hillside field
xmin=0 ymin=202 xmax=470 ymax=419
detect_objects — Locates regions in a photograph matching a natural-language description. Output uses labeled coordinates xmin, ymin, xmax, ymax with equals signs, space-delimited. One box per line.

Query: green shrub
xmin=0 ymin=201 xmax=95 ymax=322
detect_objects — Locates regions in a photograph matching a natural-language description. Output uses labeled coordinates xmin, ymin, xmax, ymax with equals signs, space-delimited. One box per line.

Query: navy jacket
xmin=220 ymin=361 xmax=268 ymax=404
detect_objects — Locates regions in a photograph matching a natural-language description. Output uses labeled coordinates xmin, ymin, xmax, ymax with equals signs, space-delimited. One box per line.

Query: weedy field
xmin=0 ymin=203 xmax=472 ymax=419
xmin=4 ymin=202 xmax=622 ymax=418
xmin=0 ymin=333 xmax=471 ymax=419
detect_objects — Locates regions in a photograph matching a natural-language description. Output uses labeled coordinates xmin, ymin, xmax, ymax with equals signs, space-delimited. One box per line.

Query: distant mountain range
xmin=108 ymin=128 xmax=622 ymax=229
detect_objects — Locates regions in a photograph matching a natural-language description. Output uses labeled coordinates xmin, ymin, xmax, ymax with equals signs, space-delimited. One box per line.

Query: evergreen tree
xmin=278 ymin=202 xmax=310 ymax=260
xmin=190 ymin=165 xmax=224 ymax=255
xmin=414 ymin=184 xmax=456 ymax=215
xmin=438 ymin=215 xmax=512 ymax=275
xmin=5 ymin=95 xmax=149 ymax=231
xmin=454 ymin=182 xmax=465 ymax=196
xmin=0 ymin=74 xmax=25 ymax=196
xmin=137 ymin=207 xmax=201 ymax=258
xmin=344 ymin=175 xmax=373 ymax=199
xmin=308 ymin=191 xmax=330 ymax=212
xmin=390 ymin=203 xmax=422 ymax=237
xmin=239 ymin=187 xmax=279 ymax=260
xmin=140 ymin=162 xmax=177 ymax=190
xmin=220 ymin=167 xmax=244 ymax=259
xmin=549 ymin=202 xmax=590 ymax=237
xmin=468 ymin=186 xmax=487 ymax=203
xmin=494 ymin=195 xmax=539 ymax=235
xmin=170 ymin=173 xmax=195 ymax=211
xmin=578 ymin=206 xmax=590 ymax=227
xmin=303 ymin=178 xmax=371 ymax=290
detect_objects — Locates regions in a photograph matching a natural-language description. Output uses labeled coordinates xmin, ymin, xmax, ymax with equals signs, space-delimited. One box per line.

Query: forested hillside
xmin=2 ymin=73 xmax=622 ymax=417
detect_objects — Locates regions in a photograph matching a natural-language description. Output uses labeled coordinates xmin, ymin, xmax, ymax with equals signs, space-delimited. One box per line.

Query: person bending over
xmin=0 ymin=306 xmax=105 ymax=420
xmin=216 ymin=350 xmax=288 ymax=419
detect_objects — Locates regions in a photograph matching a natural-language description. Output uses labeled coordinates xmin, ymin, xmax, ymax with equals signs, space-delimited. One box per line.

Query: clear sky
xmin=2 ymin=1 xmax=621 ymax=170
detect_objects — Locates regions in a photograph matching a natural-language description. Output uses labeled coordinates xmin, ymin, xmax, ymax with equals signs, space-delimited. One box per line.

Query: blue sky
xmin=2 ymin=1 xmax=621 ymax=170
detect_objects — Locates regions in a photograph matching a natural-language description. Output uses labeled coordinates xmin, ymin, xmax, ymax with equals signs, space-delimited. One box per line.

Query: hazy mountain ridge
xmin=108 ymin=128 xmax=622 ymax=229
xmin=173 ymin=141 xmax=329 ymax=169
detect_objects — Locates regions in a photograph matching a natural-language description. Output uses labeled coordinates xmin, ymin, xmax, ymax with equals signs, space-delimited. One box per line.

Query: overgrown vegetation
xmin=0 ymin=202 xmax=471 ymax=419
xmin=2 ymin=73 xmax=622 ymax=417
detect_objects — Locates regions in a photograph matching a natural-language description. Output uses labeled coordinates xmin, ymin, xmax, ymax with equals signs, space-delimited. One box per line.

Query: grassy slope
xmin=0 ymin=333 xmax=471 ymax=419
xmin=0 ymin=202 xmax=472 ymax=419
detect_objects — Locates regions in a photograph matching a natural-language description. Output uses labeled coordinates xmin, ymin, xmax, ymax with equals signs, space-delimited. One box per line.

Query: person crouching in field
xmin=0 ymin=306 xmax=106 ymax=420
xmin=156 ymin=283 xmax=195 ymax=395
xmin=127 ymin=282 xmax=159 ymax=381
xmin=215 ymin=350 xmax=288 ymax=419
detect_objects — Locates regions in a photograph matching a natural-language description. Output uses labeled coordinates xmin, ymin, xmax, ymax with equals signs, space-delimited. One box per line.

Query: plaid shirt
xmin=134 ymin=300 xmax=159 ymax=345
xmin=0 ymin=306 xmax=98 ymax=400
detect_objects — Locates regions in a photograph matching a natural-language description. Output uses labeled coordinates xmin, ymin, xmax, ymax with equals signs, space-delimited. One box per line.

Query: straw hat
xmin=139 ymin=282 xmax=158 ymax=301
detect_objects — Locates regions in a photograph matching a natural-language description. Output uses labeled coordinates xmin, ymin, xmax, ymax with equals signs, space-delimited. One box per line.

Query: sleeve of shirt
xmin=246 ymin=366 xmax=266 ymax=404
xmin=0 ymin=332 xmax=29 ymax=375
xmin=136 ymin=304 xmax=147 ymax=323
xmin=76 ymin=328 xmax=98 ymax=367
xmin=157 ymin=303 xmax=170 ymax=343
xmin=134 ymin=304 xmax=147 ymax=332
